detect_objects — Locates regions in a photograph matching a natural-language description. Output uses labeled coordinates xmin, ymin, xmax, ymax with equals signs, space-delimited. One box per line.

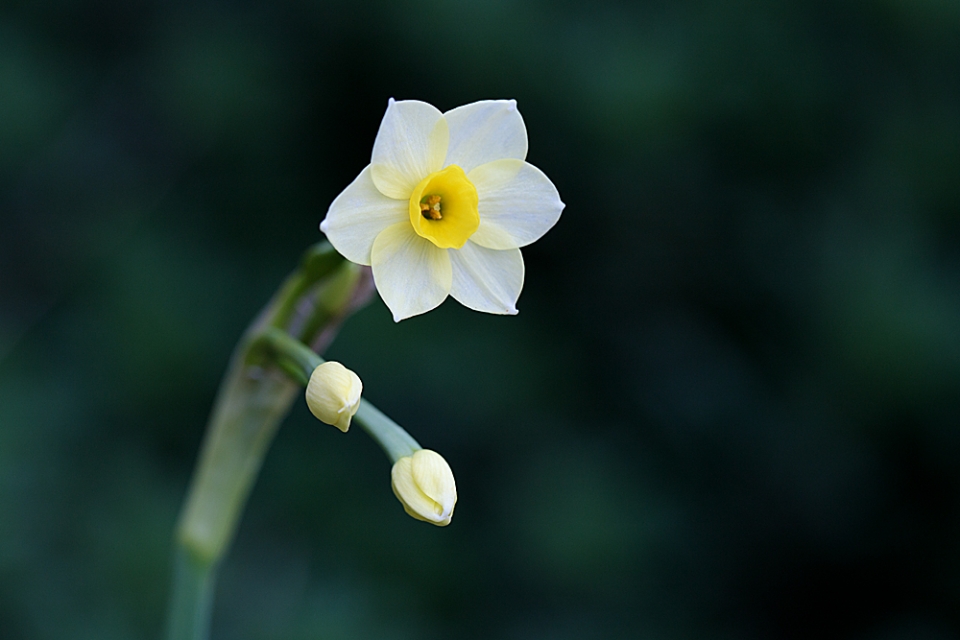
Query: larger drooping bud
xmin=391 ymin=449 xmax=457 ymax=526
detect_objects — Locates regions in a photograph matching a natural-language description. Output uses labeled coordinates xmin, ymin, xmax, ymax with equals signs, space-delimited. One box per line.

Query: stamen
xmin=420 ymin=195 xmax=442 ymax=220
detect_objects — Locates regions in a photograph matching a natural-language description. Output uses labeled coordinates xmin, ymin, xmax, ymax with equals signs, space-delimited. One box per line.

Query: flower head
xmin=320 ymin=99 xmax=564 ymax=321
xmin=391 ymin=449 xmax=457 ymax=526
xmin=305 ymin=361 xmax=362 ymax=432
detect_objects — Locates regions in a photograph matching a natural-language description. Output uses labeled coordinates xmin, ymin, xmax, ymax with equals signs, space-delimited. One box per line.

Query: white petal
xmin=320 ymin=165 xmax=408 ymax=265
xmin=370 ymin=99 xmax=449 ymax=199
xmin=450 ymin=241 xmax=524 ymax=315
xmin=371 ymin=222 xmax=452 ymax=321
xmin=468 ymin=159 xmax=565 ymax=250
xmin=443 ymin=100 xmax=528 ymax=173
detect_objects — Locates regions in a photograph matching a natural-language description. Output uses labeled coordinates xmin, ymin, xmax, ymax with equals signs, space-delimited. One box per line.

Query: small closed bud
xmin=305 ymin=362 xmax=362 ymax=432
xmin=390 ymin=449 xmax=457 ymax=526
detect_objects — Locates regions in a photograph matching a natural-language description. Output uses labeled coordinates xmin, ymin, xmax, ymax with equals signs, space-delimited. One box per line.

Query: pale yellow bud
xmin=305 ymin=361 xmax=362 ymax=432
xmin=390 ymin=449 xmax=457 ymax=526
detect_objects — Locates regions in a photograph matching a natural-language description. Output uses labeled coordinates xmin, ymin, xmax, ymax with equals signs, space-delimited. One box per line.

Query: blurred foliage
xmin=2 ymin=0 xmax=960 ymax=638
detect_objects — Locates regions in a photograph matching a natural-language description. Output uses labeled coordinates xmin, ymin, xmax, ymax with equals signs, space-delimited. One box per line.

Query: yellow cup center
xmin=408 ymin=165 xmax=479 ymax=249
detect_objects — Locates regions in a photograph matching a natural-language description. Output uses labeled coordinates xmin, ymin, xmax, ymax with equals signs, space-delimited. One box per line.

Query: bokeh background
xmin=3 ymin=0 xmax=960 ymax=638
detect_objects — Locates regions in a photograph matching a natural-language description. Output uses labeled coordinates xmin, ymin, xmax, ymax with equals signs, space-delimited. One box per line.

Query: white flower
xmin=320 ymin=99 xmax=564 ymax=321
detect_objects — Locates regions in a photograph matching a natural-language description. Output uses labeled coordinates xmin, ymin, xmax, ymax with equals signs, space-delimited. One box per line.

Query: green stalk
xmin=165 ymin=548 xmax=217 ymax=640
xmin=255 ymin=327 xmax=323 ymax=386
xmin=172 ymin=343 xmax=300 ymax=569
xmin=166 ymin=339 xmax=299 ymax=640
xmin=354 ymin=400 xmax=420 ymax=463
xmin=164 ymin=241 xmax=423 ymax=640
xmin=164 ymin=243 xmax=371 ymax=640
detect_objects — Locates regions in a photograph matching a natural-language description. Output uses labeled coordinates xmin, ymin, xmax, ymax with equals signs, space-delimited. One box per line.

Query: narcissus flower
xmin=305 ymin=361 xmax=362 ymax=432
xmin=320 ymin=99 xmax=564 ymax=321
xmin=391 ymin=449 xmax=457 ymax=526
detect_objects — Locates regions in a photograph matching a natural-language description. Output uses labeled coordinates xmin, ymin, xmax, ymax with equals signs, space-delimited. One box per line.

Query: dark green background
xmin=2 ymin=0 xmax=960 ymax=638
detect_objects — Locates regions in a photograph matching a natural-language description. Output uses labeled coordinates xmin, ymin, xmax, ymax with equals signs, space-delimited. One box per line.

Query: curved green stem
xmin=268 ymin=243 xmax=347 ymax=332
xmin=251 ymin=327 xmax=324 ymax=386
xmin=165 ymin=242 xmax=421 ymax=640
xmin=165 ymin=548 xmax=216 ymax=640
xmin=164 ymin=244 xmax=371 ymax=640
xmin=354 ymin=400 xmax=420 ymax=462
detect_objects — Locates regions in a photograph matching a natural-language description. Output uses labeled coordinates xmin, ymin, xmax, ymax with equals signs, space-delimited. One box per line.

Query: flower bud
xmin=390 ymin=449 xmax=457 ymax=526
xmin=305 ymin=361 xmax=362 ymax=432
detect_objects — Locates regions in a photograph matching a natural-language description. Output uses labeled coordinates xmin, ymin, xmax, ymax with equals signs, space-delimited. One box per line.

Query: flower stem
xmin=268 ymin=243 xmax=350 ymax=333
xmin=164 ymin=242 xmax=422 ymax=639
xmin=251 ymin=327 xmax=324 ymax=386
xmin=164 ymin=243 xmax=373 ymax=640
xmin=173 ymin=345 xmax=300 ymax=568
xmin=353 ymin=400 xmax=421 ymax=463
xmin=165 ymin=548 xmax=217 ymax=640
